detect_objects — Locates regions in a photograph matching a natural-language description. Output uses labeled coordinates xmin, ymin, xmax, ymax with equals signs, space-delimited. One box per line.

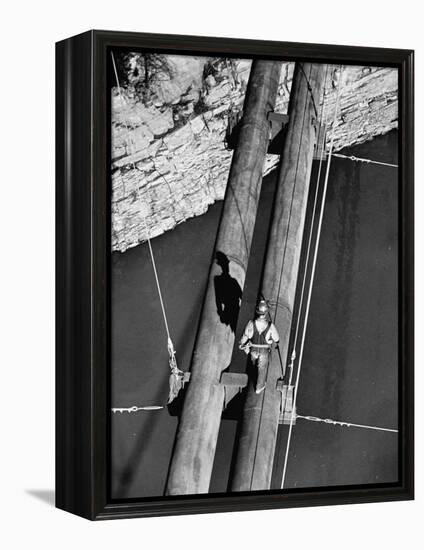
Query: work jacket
xmin=240 ymin=319 xmax=279 ymax=350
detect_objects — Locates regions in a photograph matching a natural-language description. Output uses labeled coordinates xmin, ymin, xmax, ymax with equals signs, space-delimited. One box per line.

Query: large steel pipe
xmin=231 ymin=63 xmax=327 ymax=492
xmin=165 ymin=61 xmax=281 ymax=495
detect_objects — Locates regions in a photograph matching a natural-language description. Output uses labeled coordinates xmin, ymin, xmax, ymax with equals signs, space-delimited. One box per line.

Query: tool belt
xmin=250 ymin=343 xmax=271 ymax=349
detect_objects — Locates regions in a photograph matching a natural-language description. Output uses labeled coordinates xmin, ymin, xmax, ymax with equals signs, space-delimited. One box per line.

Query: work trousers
xmin=250 ymin=347 xmax=271 ymax=391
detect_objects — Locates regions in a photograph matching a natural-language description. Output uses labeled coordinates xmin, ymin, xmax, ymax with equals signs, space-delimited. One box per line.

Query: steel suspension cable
xmin=295 ymin=414 xmax=398 ymax=433
xmin=285 ymin=64 xmax=329 ymax=388
xmin=111 ymin=51 xmax=172 ymax=343
xmin=331 ymin=153 xmax=398 ymax=168
xmin=281 ymin=65 xmax=345 ymax=489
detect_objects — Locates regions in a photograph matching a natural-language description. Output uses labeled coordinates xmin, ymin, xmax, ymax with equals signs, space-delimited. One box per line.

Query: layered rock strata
xmin=111 ymin=58 xmax=397 ymax=252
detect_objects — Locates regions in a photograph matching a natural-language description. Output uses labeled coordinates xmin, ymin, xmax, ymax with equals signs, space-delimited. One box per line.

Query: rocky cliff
xmin=111 ymin=57 xmax=397 ymax=252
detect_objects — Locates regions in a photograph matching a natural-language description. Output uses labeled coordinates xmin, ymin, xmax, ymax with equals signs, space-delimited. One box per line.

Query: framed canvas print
xmin=56 ymin=30 xmax=414 ymax=520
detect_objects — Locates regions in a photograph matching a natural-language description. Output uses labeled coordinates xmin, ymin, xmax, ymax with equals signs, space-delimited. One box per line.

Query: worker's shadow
xmin=214 ymin=251 xmax=242 ymax=333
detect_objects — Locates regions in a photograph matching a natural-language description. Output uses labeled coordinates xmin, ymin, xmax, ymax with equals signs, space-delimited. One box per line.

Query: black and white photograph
xmin=110 ymin=51 xmax=400 ymax=499
xmin=1 ymin=0 xmax=420 ymax=543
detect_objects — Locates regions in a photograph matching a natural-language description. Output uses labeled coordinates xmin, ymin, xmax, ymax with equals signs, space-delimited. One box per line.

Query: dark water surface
xmin=111 ymin=131 xmax=398 ymax=498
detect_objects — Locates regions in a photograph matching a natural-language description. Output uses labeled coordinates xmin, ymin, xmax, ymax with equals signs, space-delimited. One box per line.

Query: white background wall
xmin=0 ymin=1 xmax=421 ymax=548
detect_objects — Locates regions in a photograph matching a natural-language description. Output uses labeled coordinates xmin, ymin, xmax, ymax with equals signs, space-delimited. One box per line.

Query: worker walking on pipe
xmin=239 ymin=300 xmax=280 ymax=394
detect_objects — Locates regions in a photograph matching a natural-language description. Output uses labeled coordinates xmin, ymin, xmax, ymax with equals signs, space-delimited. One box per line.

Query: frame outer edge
xmin=400 ymin=49 xmax=414 ymax=500
xmin=57 ymin=30 xmax=415 ymax=520
xmin=56 ymin=30 xmax=96 ymax=520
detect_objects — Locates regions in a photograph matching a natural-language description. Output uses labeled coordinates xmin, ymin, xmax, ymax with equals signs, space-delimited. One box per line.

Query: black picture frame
xmin=56 ymin=29 xmax=414 ymax=520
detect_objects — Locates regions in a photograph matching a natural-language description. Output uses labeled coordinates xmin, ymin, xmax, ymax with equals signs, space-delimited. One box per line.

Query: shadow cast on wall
xmin=26 ymin=489 xmax=55 ymax=507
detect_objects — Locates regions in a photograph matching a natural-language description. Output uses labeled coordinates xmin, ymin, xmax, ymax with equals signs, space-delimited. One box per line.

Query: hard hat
xmin=256 ymin=299 xmax=269 ymax=315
